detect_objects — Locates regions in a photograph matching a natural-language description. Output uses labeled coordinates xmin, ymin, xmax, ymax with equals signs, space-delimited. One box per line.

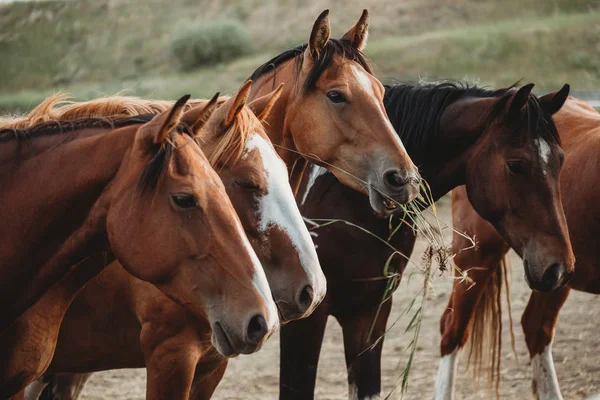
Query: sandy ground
xmin=79 ymin=198 xmax=600 ymax=400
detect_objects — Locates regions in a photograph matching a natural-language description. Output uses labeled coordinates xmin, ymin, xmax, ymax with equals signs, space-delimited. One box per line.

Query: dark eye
xmin=236 ymin=180 xmax=260 ymax=191
xmin=327 ymin=91 xmax=346 ymax=104
xmin=507 ymin=161 xmax=526 ymax=175
xmin=171 ymin=193 xmax=198 ymax=210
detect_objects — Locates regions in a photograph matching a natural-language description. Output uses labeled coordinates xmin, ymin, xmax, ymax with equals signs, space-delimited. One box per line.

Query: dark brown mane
xmin=248 ymin=39 xmax=372 ymax=92
xmin=136 ymin=123 xmax=196 ymax=194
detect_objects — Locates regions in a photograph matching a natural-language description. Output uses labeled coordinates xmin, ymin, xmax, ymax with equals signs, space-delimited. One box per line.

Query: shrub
xmin=171 ymin=19 xmax=253 ymax=70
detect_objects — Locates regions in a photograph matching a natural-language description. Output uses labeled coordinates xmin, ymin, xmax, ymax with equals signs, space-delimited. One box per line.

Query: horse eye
xmin=236 ymin=180 xmax=261 ymax=191
xmin=171 ymin=194 xmax=198 ymax=210
xmin=507 ymin=161 xmax=526 ymax=175
xmin=327 ymin=91 xmax=346 ymax=104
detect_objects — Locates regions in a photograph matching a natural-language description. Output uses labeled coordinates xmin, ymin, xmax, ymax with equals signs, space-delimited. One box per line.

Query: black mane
xmin=249 ymin=39 xmax=372 ymax=91
xmin=383 ymin=81 xmax=561 ymax=164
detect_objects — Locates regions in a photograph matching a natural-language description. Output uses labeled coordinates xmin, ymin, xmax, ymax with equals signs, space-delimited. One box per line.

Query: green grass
xmin=0 ymin=51 xmax=274 ymax=114
xmin=368 ymin=11 xmax=600 ymax=91
xmin=2 ymin=8 xmax=598 ymax=115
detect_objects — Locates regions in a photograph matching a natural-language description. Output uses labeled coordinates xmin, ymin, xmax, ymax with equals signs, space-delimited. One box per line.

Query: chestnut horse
xmin=0 ymin=93 xmax=276 ymax=336
xmin=0 ymin=92 xmax=280 ymax=397
xmin=434 ymin=97 xmax=600 ymax=400
xmin=277 ymin=82 xmax=573 ymax=400
xmin=18 ymin=81 xmax=325 ymax=400
xmin=247 ymin=9 xmax=421 ymax=214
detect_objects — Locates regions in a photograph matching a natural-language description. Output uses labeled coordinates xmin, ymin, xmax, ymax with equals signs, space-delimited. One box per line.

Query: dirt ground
xmin=79 ymin=198 xmax=600 ymax=400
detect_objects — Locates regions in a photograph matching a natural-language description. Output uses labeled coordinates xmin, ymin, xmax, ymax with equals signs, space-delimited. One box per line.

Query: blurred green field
xmin=0 ymin=0 xmax=599 ymax=114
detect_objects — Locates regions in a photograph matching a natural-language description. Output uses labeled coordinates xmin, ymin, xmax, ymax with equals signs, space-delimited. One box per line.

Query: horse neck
xmin=418 ymin=96 xmax=495 ymax=200
xmin=0 ymin=127 xmax=135 ymax=327
xmin=251 ymin=61 xmax=306 ymax=193
xmin=3 ymin=126 xmax=136 ymax=248
xmin=554 ymin=98 xmax=600 ymax=146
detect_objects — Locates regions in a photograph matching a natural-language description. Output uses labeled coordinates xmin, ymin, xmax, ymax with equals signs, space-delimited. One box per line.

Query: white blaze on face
xmin=433 ymin=349 xmax=458 ymax=400
xmin=536 ymin=138 xmax=552 ymax=175
xmin=232 ymin=214 xmax=279 ymax=330
xmin=245 ymin=134 xmax=326 ymax=299
xmin=531 ymin=343 xmax=564 ymax=400
xmin=301 ymin=164 xmax=328 ymax=206
xmin=350 ymin=65 xmax=406 ymax=152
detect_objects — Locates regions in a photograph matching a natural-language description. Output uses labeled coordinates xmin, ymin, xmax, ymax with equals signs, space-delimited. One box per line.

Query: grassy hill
xmin=0 ymin=0 xmax=598 ymax=113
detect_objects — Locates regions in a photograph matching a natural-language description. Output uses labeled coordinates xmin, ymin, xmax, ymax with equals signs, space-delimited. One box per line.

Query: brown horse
xmin=15 ymin=82 xmax=325 ymax=400
xmin=1 ymin=84 xmax=326 ymax=321
xmin=434 ymin=97 xmax=600 ymax=400
xmin=277 ymin=81 xmax=573 ymax=400
xmin=0 ymin=93 xmax=277 ymax=335
xmin=247 ymin=9 xmax=421 ymax=215
xmin=0 ymin=91 xmax=280 ymax=397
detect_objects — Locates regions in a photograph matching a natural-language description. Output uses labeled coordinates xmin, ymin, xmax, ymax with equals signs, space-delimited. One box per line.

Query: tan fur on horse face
xmin=106 ymin=107 xmax=278 ymax=357
xmin=249 ymin=10 xmax=420 ymax=216
xmin=187 ymin=88 xmax=326 ymax=322
xmin=291 ymin=59 xmax=420 ymax=205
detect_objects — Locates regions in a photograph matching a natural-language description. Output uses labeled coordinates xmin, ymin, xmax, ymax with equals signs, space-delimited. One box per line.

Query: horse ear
xmin=539 ymin=84 xmax=570 ymax=115
xmin=307 ymin=9 xmax=330 ymax=60
xmin=190 ymin=92 xmax=220 ymax=137
xmin=341 ymin=9 xmax=369 ymax=51
xmin=223 ymin=80 xmax=252 ymax=128
xmin=248 ymin=83 xmax=284 ymax=122
xmin=140 ymin=94 xmax=190 ymax=146
xmin=507 ymin=83 xmax=534 ymax=116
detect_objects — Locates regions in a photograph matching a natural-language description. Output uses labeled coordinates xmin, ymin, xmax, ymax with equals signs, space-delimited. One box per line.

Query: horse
xmin=434 ymin=96 xmax=600 ymax=400
xmin=0 ymin=91 xmax=275 ymax=335
xmin=0 ymin=83 xmax=326 ymax=321
xmin=24 ymin=8 xmax=430 ymax=398
xmin=274 ymin=81 xmax=573 ymax=400
xmin=14 ymin=81 xmax=325 ymax=400
xmin=0 ymin=90 xmax=280 ymax=397
xmin=247 ymin=9 xmax=421 ymax=215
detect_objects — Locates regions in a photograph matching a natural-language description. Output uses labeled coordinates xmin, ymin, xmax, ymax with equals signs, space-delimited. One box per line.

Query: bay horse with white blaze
xmin=17 ymin=81 xmax=325 ymax=400
xmin=247 ymin=9 xmax=421 ymax=213
xmin=281 ymin=81 xmax=573 ymax=400
xmin=0 ymin=92 xmax=279 ymax=397
xmin=435 ymin=96 xmax=600 ymax=400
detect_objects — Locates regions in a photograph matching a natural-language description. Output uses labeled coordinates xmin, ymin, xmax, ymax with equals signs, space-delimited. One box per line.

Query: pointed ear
xmin=190 ymin=92 xmax=220 ymax=137
xmin=341 ymin=9 xmax=369 ymax=51
xmin=248 ymin=83 xmax=284 ymax=122
xmin=140 ymin=94 xmax=190 ymax=146
xmin=507 ymin=83 xmax=534 ymax=116
xmin=223 ymin=81 xmax=252 ymax=129
xmin=307 ymin=9 xmax=330 ymax=60
xmin=539 ymin=84 xmax=570 ymax=115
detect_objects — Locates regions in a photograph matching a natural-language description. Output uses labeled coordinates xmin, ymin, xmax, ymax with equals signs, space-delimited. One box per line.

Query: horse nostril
xmin=246 ymin=314 xmax=268 ymax=344
xmin=383 ymin=169 xmax=409 ymax=190
xmin=297 ymin=285 xmax=314 ymax=313
xmin=542 ymin=263 xmax=565 ymax=290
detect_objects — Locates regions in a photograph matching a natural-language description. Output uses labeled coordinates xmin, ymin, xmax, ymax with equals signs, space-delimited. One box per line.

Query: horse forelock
xmin=199 ymin=106 xmax=263 ymax=169
xmin=489 ymin=89 xmax=561 ymax=147
xmin=248 ymin=39 xmax=372 ymax=93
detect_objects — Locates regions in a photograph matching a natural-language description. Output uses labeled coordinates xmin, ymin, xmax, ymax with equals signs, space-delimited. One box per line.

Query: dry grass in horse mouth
xmin=282 ymin=145 xmax=476 ymax=396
